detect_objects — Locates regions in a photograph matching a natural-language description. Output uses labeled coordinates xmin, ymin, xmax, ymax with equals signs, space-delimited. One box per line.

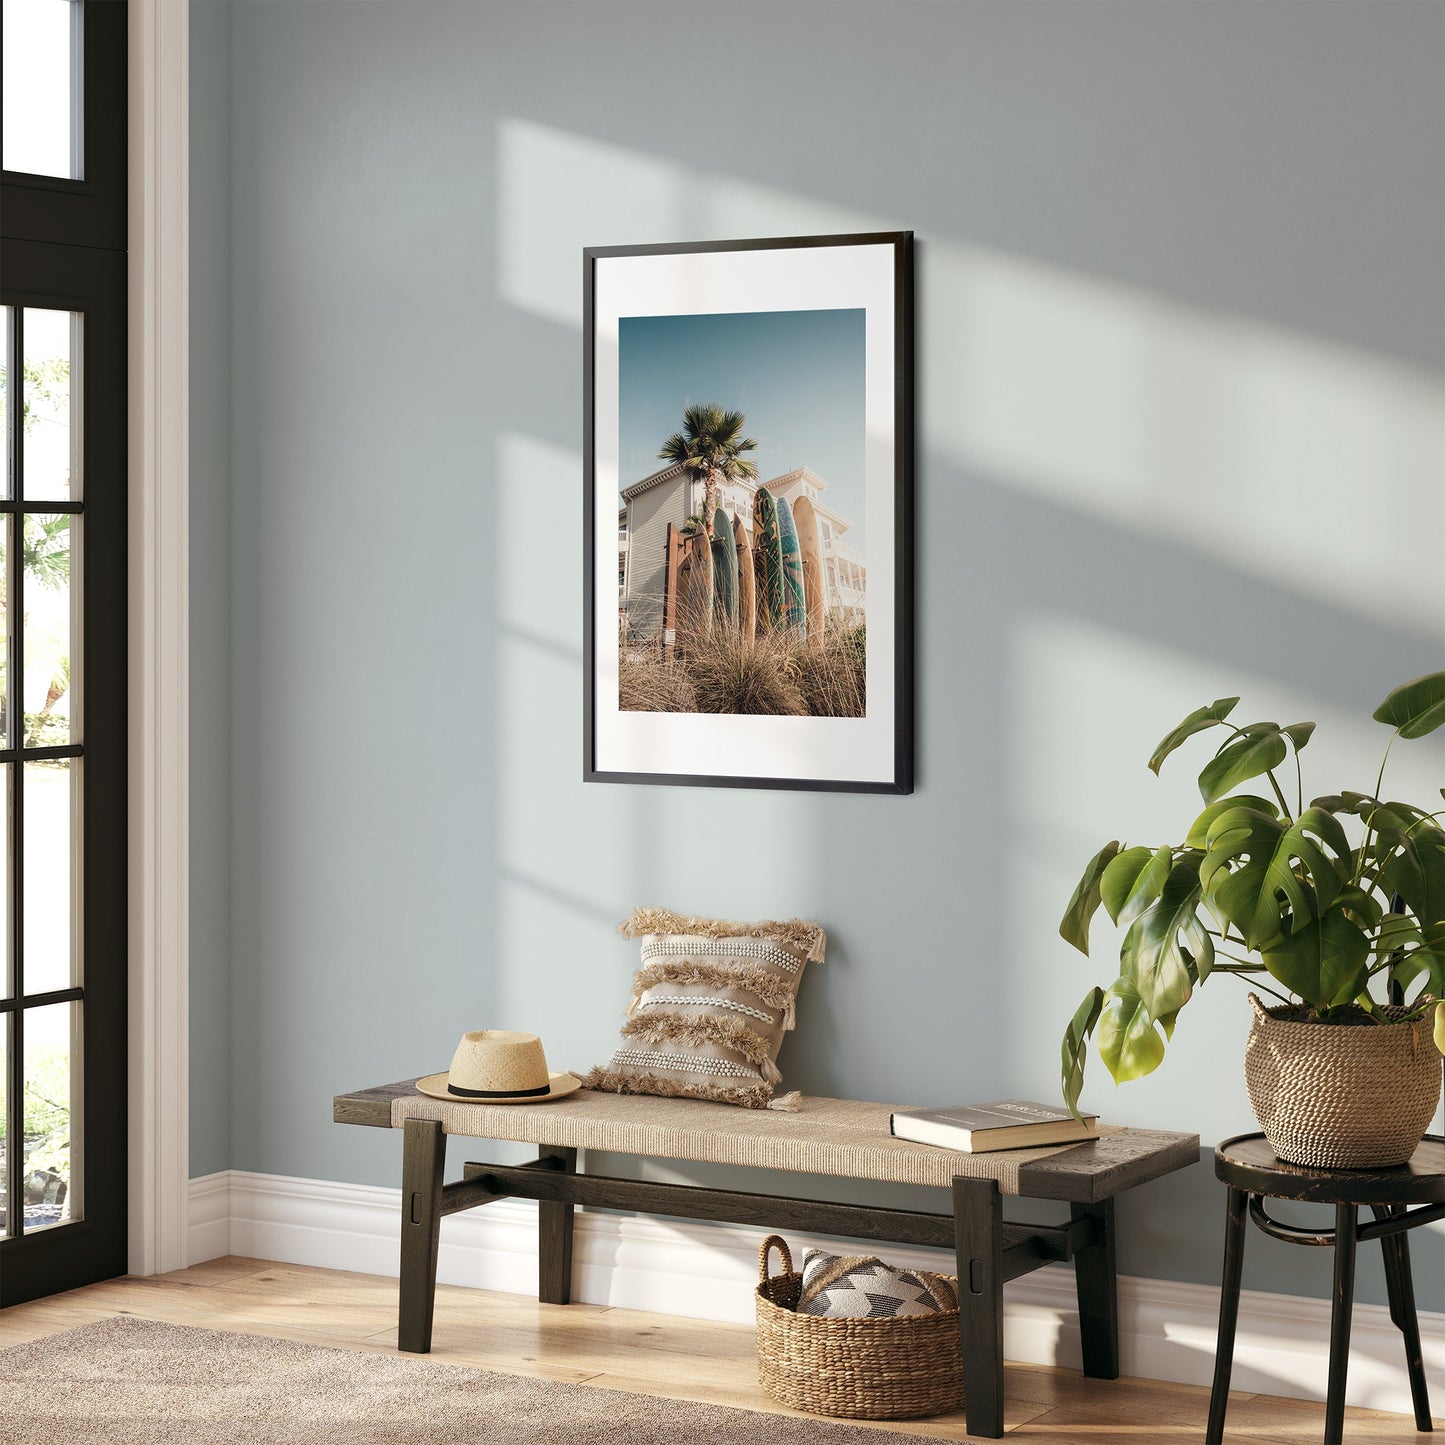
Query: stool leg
xmin=1324 ymin=1202 xmax=1358 ymax=1445
xmin=1372 ymin=1204 xmax=1432 ymax=1432
xmin=1207 ymin=1185 xmax=1249 ymax=1444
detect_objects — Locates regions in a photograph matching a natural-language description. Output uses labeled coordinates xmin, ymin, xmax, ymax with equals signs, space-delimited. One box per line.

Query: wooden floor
xmin=0 ymin=1257 xmax=1436 ymax=1442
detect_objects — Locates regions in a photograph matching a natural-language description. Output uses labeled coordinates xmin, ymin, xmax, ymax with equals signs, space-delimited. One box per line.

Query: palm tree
xmin=658 ymin=404 xmax=759 ymax=540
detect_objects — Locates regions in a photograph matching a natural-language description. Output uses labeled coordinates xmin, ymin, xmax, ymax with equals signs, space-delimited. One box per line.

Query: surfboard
xmin=790 ymin=495 xmax=825 ymax=642
xmin=733 ymin=513 xmax=756 ymax=640
xmin=752 ymin=488 xmax=784 ymax=630
xmin=683 ymin=528 xmax=713 ymax=639
xmin=774 ymin=495 xmax=807 ymax=637
xmin=711 ymin=507 xmax=738 ymax=628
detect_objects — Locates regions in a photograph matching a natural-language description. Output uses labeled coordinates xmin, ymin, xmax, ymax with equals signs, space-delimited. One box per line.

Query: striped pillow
xmin=584 ymin=907 xmax=826 ymax=1111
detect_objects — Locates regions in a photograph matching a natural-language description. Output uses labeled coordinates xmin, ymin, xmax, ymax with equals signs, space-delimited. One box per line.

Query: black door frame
xmin=1 ymin=0 xmax=129 ymax=1306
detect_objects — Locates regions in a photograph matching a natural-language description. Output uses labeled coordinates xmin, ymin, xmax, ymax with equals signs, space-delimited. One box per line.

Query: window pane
xmin=21 ymin=309 xmax=81 ymax=502
xmin=2 ymin=0 xmax=82 ymax=180
xmin=2 ymin=307 xmax=12 ymax=500
xmin=22 ymin=758 xmax=78 ymax=996
xmin=0 ymin=518 xmax=9 ymax=744
xmin=23 ymin=513 xmax=77 ymax=748
xmin=0 ymin=1014 xmax=9 ymax=1238
xmin=21 ymin=1001 xmax=78 ymax=1231
xmin=0 ymin=767 xmax=10 ymax=1000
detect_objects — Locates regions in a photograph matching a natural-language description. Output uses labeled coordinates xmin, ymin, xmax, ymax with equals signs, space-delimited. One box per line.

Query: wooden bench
xmin=334 ymin=1081 xmax=1198 ymax=1438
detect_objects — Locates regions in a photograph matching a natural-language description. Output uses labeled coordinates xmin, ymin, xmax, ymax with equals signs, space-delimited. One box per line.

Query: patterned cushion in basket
xmin=798 ymin=1247 xmax=958 ymax=1319
xmin=583 ymin=906 xmax=826 ymax=1111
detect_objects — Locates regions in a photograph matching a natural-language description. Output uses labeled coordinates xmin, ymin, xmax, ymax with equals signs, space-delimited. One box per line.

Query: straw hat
xmin=416 ymin=1031 xmax=581 ymax=1104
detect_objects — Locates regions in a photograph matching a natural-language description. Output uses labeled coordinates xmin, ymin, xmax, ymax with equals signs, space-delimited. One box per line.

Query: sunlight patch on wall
xmin=499 ymin=122 xmax=686 ymax=330
xmin=498 ymin=119 xmax=1443 ymax=636
xmin=936 ymin=251 xmax=1444 ymax=634
xmin=497 ymin=119 xmax=884 ymax=330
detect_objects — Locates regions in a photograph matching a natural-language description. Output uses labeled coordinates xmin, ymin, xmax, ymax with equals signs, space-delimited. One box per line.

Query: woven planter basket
xmin=754 ymin=1235 xmax=963 ymax=1420
xmin=1244 ymin=994 xmax=1442 ymax=1169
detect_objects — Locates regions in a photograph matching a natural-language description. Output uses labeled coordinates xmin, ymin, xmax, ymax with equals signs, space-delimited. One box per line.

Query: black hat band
xmin=447 ymin=1081 xmax=551 ymax=1099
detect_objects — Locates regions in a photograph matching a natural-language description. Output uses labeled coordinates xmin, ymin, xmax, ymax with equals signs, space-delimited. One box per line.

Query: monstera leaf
xmin=1374 ymin=823 xmax=1445 ymax=940
xmin=1061 ymin=987 xmax=1104 ymax=1120
xmin=1194 ymin=721 xmax=1313 ymax=806
xmin=1096 ymin=975 xmax=1166 ymax=1084
xmin=1373 ymin=672 xmax=1445 ymax=739
xmin=1148 ymin=697 xmax=1238 ymax=775
xmin=1260 ymin=904 xmax=1371 ymax=1007
xmin=1386 ymin=920 xmax=1445 ymax=999
xmin=1100 ymin=845 xmax=1173 ymax=929
xmin=1121 ymin=856 xmax=1211 ymax=1015
xmin=1197 ymin=725 xmax=1288 ymax=805
xmin=1199 ymin=805 xmax=1349 ymax=952
xmin=1184 ymin=795 xmax=1278 ymax=849
xmin=1370 ymin=912 xmax=1421 ymax=957
xmin=1058 ymin=841 xmax=1121 ymax=955
xmin=1324 ymin=793 xmax=1445 ymax=937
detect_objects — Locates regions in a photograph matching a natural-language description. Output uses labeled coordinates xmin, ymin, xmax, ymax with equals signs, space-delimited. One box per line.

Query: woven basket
xmin=1244 ymin=994 xmax=1442 ymax=1169
xmin=754 ymin=1235 xmax=963 ymax=1420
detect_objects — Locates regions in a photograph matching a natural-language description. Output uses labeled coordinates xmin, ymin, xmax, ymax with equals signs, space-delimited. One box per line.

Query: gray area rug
xmin=0 ymin=1315 xmax=924 ymax=1443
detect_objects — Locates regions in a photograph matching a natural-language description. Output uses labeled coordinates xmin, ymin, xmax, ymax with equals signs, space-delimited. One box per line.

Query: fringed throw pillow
xmin=798 ymin=1247 xmax=958 ymax=1319
xmin=584 ymin=906 xmax=826 ymax=1111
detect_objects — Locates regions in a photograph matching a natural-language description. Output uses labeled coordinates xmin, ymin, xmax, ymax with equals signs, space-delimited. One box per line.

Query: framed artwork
xmin=583 ymin=231 xmax=913 ymax=794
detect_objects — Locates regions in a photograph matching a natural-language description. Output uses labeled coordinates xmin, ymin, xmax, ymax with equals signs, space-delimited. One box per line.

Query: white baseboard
xmin=188 ymin=1169 xmax=1443 ymax=1417
xmin=186 ymin=1171 xmax=231 ymax=1266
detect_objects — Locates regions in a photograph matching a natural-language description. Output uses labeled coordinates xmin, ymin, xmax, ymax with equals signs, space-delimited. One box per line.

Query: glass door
xmin=1 ymin=0 xmax=128 ymax=1306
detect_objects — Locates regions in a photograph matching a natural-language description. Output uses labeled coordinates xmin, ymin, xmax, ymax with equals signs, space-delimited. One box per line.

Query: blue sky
xmin=618 ymin=308 xmax=866 ymax=547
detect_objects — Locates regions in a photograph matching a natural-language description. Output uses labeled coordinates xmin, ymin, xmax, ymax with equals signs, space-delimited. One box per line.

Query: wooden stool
xmin=1207 ymin=1132 xmax=1444 ymax=1443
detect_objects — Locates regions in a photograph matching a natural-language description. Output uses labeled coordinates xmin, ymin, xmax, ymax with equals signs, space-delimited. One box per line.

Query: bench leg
xmin=399 ymin=1117 xmax=445 ymax=1353
xmin=1207 ymin=1184 xmax=1249 ymax=1444
xmin=955 ymin=1176 xmax=1005 ymax=1439
xmin=538 ymin=1147 xmax=578 ymax=1305
xmin=1373 ymin=1204 xmax=1432 ymax=1432
xmin=1071 ymin=1198 xmax=1119 ymax=1379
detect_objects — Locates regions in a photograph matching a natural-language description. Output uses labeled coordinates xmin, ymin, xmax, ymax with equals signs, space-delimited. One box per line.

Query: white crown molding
xmin=190 ymin=1170 xmax=1443 ymax=1418
xmin=128 ymin=0 xmax=191 ymax=1277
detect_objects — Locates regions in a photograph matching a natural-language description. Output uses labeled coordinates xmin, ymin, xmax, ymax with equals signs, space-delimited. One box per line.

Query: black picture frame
xmin=584 ymin=231 xmax=913 ymax=794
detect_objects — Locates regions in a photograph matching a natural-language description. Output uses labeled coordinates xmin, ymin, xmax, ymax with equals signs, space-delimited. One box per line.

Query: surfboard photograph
xmin=613 ymin=307 xmax=869 ymax=718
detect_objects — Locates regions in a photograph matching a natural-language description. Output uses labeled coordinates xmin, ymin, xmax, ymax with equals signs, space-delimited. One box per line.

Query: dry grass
xmin=617 ymin=621 xmax=866 ymax=718
xmin=794 ymin=623 xmax=867 ymax=717
xmin=619 ymin=656 xmax=698 ymax=713
xmin=685 ymin=628 xmax=809 ymax=715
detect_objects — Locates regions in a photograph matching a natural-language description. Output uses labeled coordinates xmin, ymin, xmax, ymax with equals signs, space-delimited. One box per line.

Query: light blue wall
xmin=191 ymin=0 xmax=1445 ymax=1309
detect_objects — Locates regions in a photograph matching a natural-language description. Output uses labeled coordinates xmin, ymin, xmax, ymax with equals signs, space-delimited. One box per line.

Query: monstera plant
xmin=1058 ymin=672 xmax=1444 ymax=1164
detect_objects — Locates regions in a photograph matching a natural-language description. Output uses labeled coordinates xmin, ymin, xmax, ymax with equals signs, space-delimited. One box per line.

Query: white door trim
xmin=127 ymin=0 xmax=190 ymax=1277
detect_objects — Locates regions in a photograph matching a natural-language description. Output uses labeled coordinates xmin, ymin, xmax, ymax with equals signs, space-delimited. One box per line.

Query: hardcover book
xmin=889 ymin=1099 xmax=1099 ymax=1152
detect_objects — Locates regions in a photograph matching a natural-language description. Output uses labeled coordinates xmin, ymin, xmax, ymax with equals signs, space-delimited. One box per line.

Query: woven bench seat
xmin=335 ymin=1077 xmax=1198 ymax=1438
xmin=346 ymin=1080 xmax=1193 ymax=1201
